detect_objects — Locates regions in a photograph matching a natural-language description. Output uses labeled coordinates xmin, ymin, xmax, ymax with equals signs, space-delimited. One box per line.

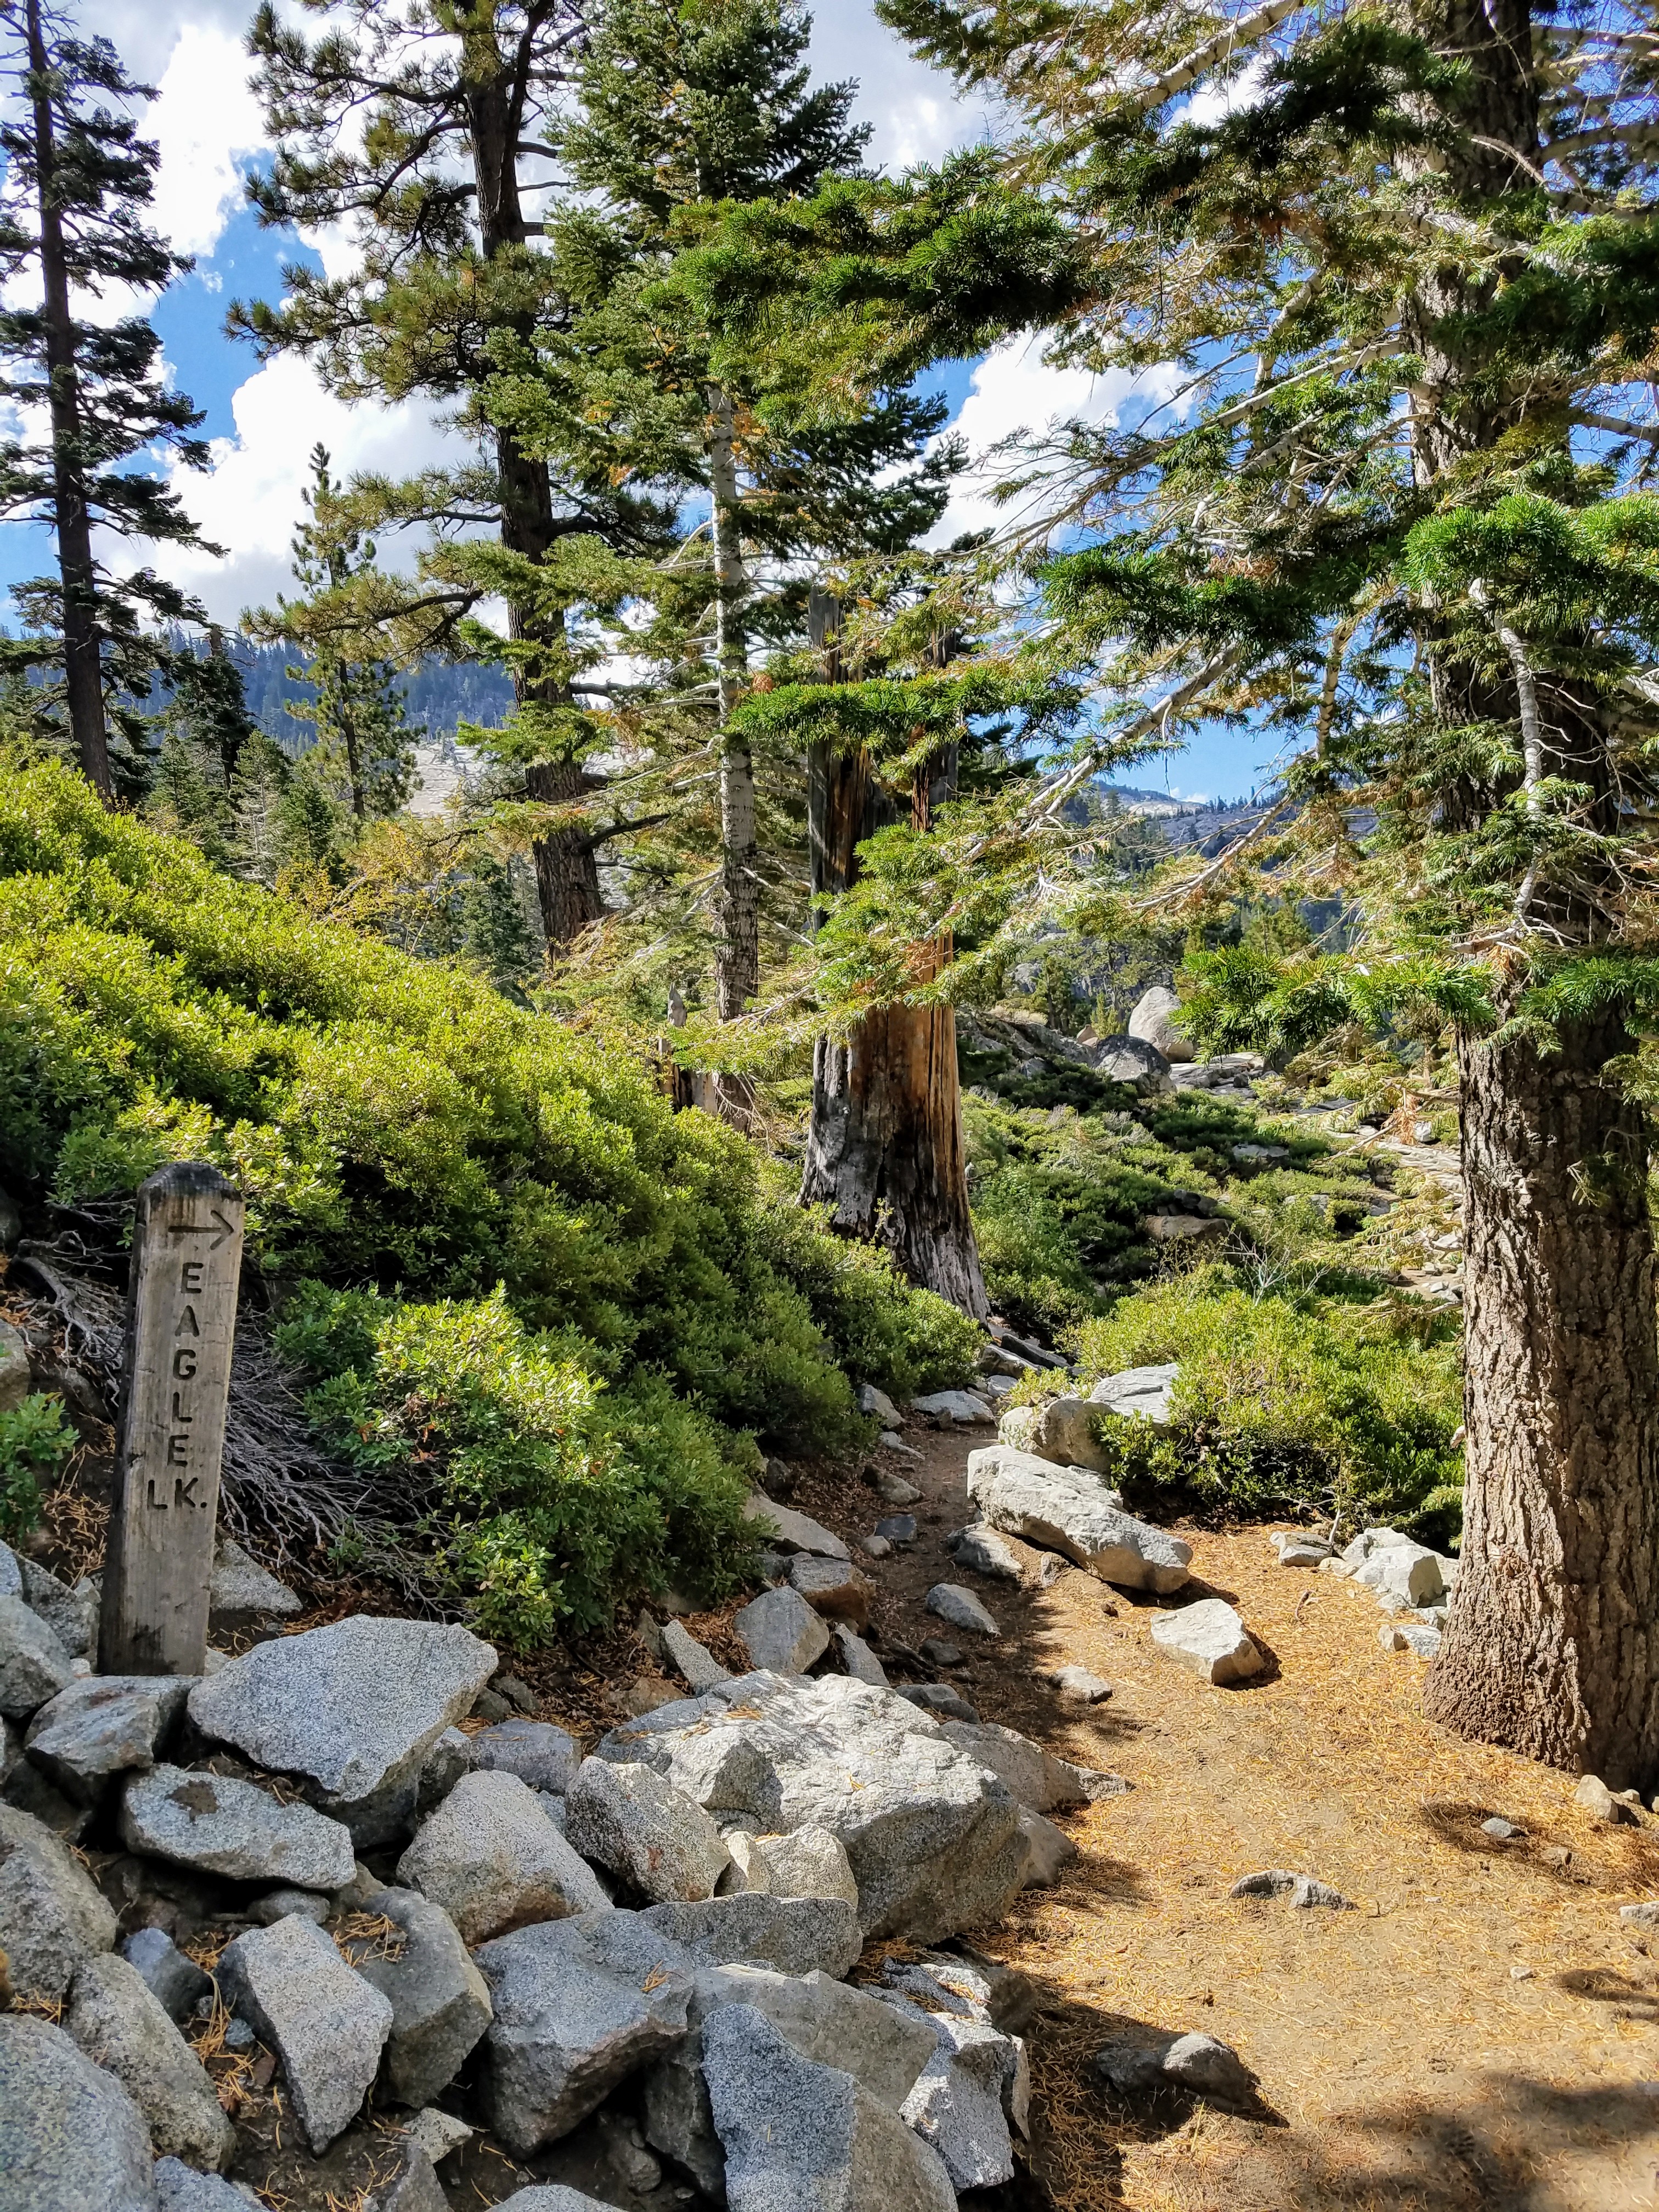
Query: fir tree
xmin=0 ymin=0 xmax=218 ymax=799
xmin=233 ymin=0 xmax=680 ymax=951
xmin=875 ymin=0 xmax=1659 ymax=1782
xmin=248 ymin=444 xmax=418 ymax=822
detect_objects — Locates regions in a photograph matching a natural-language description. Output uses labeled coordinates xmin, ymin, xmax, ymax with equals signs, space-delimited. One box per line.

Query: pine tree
xmin=233 ymin=0 xmax=679 ymax=952
xmin=247 ymin=445 xmax=417 ymax=822
xmin=0 ymin=0 xmax=217 ymax=799
xmin=876 ymin=0 xmax=1659 ymax=1782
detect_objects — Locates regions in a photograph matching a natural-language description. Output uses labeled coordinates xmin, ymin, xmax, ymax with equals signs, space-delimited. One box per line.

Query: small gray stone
xmin=875 ymin=1514 xmax=918 ymax=1546
xmin=788 ymin=1556 xmax=874 ymax=1628
xmin=882 ymin=1948 xmax=1039 ymax=2035
xmin=208 ymin=1539 xmax=301 ymax=1626
xmin=401 ymin=2107 xmax=474 ymax=2165
xmin=0 ymin=2013 xmax=156 ymax=2212
xmin=0 ymin=1592 xmax=75 ymax=1717
xmin=1161 ymin=2030 xmax=1255 ymax=2098
xmin=25 ymin=1675 xmax=193 ymax=1805
xmin=1481 ymin=1816 xmax=1526 ymax=1842
xmin=121 ymin=1765 xmax=356 ymax=1888
xmin=1352 ymin=1540 xmax=1444 ymax=1607
xmin=760 ymin=1825 xmax=860 ymax=1905
xmin=702 ymin=2002 xmax=956 ymax=2212
xmin=661 ymin=1618 xmax=731 ymax=1692
xmin=19 ymin=1562 xmax=98 ymax=1662
xmin=920 ymin=1639 xmax=964 ymax=1667
xmin=490 ymin=2192 xmax=641 ymax=2212
xmin=565 ymin=1756 xmax=730 ymax=1903
xmin=368 ymin=2143 xmax=448 ymax=2212
xmin=947 ymin=1523 xmax=1024 ymax=1582
xmin=153 ymin=2158 xmax=252 ymax=2211
xmin=1149 ymin=1599 xmax=1263 ymax=1685
xmin=1229 ymin=1868 xmax=1354 ymax=1909
xmin=397 ymin=1768 xmax=611 ymax=1943
xmin=733 ymin=1584 xmax=831 ymax=1674
xmin=218 ymin=1914 xmax=392 ymax=2152
xmin=912 ymin=1390 xmax=995 ymax=1425
xmin=65 ymin=1951 xmax=235 ymax=2170
xmin=187 ymin=1615 xmax=497 ymax=1843
xmin=1018 ymin=1806 xmax=1077 ymax=1887
xmin=353 ymin=1883 xmax=493 ymax=2108
xmin=121 ymin=1927 xmax=212 ymax=2023
xmin=897 ymin=1682 xmax=980 ymax=1724
xmin=834 ymin=1626 xmax=888 ymax=1687
xmin=0 ymin=1800 xmax=117 ymax=1999
xmin=471 ymin=1718 xmax=580 ymax=1796
xmin=0 ymin=1538 xmax=21 ymax=1600
xmin=1576 ymin=1772 xmax=1639 ymax=1824
xmin=2 ymin=1748 xmax=94 ymax=1840
xmin=860 ymin=1533 xmax=893 ymax=1559
xmin=857 ymin=1383 xmax=901 ymax=1426
xmin=0 ymin=1319 xmax=30 ymax=1414
xmin=925 ymin=1583 xmax=1001 ymax=1638
xmin=1379 ymin=1620 xmax=1443 ymax=1657
xmin=873 ymin=1458 xmax=923 ymax=1489
xmin=473 ymin=1909 xmax=696 ymax=2153
xmin=742 ymin=1495 xmax=850 ymax=1560
xmin=639 ymin=1892 xmax=862 ymax=1977
xmin=1620 ymin=1900 xmax=1659 ymax=1927
xmin=1049 ymin=1664 xmax=1111 ymax=1704
xmin=249 ymin=1886 xmax=331 ymax=1926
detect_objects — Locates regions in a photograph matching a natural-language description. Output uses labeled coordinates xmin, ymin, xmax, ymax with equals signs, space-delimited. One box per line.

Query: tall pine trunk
xmin=799 ymin=594 xmax=988 ymax=1317
xmin=707 ymin=386 xmax=757 ymax=1126
xmin=1422 ymin=1003 xmax=1659 ymax=1785
xmin=27 ymin=0 xmax=111 ymax=803
xmin=1404 ymin=0 xmax=1659 ymax=1785
xmin=467 ymin=38 xmax=603 ymax=956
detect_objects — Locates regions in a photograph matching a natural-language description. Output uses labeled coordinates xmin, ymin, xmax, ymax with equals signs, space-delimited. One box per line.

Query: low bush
xmin=1070 ymin=1268 xmax=1465 ymax=1542
xmin=0 ymin=757 xmax=975 ymax=1631
xmin=0 ymin=1392 xmax=77 ymax=1540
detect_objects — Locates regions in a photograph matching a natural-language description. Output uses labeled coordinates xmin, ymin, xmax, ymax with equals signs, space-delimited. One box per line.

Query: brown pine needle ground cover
xmin=742 ymin=1425 xmax=1659 ymax=2212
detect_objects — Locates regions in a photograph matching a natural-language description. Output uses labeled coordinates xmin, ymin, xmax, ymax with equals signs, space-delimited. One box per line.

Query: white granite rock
xmin=1090 ymin=1362 xmax=1180 ymax=1431
xmin=733 ymin=1585 xmax=831 ymax=1674
xmin=64 ymin=1951 xmax=234 ymax=2170
xmin=833 ymin=1624 xmax=888 ymax=1686
xmin=121 ymin=1764 xmax=356 ymax=1889
xmin=565 ymin=1756 xmax=730 ymax=1903
xmin=659 ymin=1619 xmax=731 ymax=1692
xmin=353 ymin=1883 xmax=494 ymax=2108
xmin=208 ymin=1539 xmax=301 ymax=1624
xmin=0 ymin=1592 xmax=75 ymax=1718
xmin=940 ymin=1720 xmax=1090 ymax=1813
xmin=0 ymin=1801 xmax=117 ymax=2000
xmin=473 ymin=1909 xmax=696 ymax=2152
xmin=1149 ymin=1600 xmax=1263 ymax=1685
xmin=217 ymin=1914 xmax=392 ymax=2152
xmin=397 ymin=1769 xmax=610 ymax=1943
xmin=467 ymin=1719 xmax=580 ymax=1797
xmin=742 ymin=1496 xmax=850 ymax=1560
xmin=0 ymin=2013 xmax=156 ymax=2211
xmin=925 ymin=1583 xmax=1000 ymax=1638
xmin=638 ymin=1891 xmax=862 ymax=1977
xmin=25 ymin=1675 xmax=193 ymax=1805
xmin=187 ymin=1614 xmax=496 ymax=1842
xmin=966 ymin=1446 xmax=1192 ymax=1593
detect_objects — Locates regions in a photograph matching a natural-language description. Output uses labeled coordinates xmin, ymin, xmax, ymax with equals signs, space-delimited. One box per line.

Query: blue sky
xmin=0 ymin=1 xmax=1279 ymax=805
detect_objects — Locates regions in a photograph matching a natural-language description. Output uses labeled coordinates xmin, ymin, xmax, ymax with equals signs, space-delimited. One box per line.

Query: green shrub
xmin=0 ymin=1393 xmax=77 ymax=1540
xmin=276 ymin=1283 xmax=760 ymax=1643
xmin=0 ymin=757 xmax=976 ymax=1627
xmin=1071 ymin=1268 xmax=1465 ymax=1542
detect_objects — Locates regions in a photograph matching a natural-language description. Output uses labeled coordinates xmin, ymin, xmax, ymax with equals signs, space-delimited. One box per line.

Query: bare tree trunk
xmin=1423 ymin=1003 xmax=1659 ymax=1787
xmin=799 ymin=593 xmax=988 ymax=1317
xmin=27 ymin=0 xmax=111 ymax=803
xmin=707 ymin=386 xmax=757 ymax=1126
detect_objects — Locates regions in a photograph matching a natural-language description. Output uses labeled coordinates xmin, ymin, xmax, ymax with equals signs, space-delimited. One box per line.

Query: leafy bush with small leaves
xmin=0 ymin=1392 xmax=77 ymax=1540
xmin=1070 ymin=1268 xmax=1464 ymax=1543
xmin=275 ymin=1283 xmax=760 ymax=1643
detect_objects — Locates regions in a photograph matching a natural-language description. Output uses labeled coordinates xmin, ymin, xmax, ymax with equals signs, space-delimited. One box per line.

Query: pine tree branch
xmin=1123 ymin=0 xmax=1305 ymax=118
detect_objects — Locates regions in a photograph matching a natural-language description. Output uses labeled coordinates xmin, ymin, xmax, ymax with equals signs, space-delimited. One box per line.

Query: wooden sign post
xmin=100 ymin=1163 xmax=245 ymax=1675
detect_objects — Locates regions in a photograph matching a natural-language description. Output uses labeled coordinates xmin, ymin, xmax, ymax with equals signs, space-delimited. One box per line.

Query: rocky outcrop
xmin=966 ymin=1446 xmax=1193 ymax=1592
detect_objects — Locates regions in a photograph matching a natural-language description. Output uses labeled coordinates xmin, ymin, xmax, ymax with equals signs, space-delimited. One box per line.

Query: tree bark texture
xmin=799 ymin=616 xmax=988 ymax=1317
xmin=708 ymin=388 xmax=758 ymax=1023
xmin=1421 ymin=1007 xmax=1659 ymax=1788
xmin=1396 ymin=0 xmax=1659 ymax=1782
xmin=466 ymin=24 xmax=604 ymax=954
xmin=27 ymin=0 xmax=111 ymax=804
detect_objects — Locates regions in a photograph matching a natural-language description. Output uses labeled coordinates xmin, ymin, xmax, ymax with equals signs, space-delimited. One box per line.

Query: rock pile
xmin=0 ymin=1558 xmax=1133 ymax=2212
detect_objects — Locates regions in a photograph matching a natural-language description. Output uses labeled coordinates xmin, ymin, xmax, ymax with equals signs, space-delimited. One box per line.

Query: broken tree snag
xmin=100 ymin=1163 xmax=246 ymax=1675
xmin=799 ymin=620 xmax=988 ymax=1318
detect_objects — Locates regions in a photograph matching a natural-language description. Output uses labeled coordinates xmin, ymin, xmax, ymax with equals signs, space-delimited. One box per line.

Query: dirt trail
xmin=769 ymin=1419 xmax=1659 ymax=2212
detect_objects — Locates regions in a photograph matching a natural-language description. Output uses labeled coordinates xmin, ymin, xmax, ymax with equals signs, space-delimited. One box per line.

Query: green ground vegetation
xmin=0 ymin=756 xmax=978 ymax=1635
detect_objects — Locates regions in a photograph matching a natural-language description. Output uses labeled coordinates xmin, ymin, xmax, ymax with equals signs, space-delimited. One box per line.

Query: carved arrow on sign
xmin=168 ymin=1207 xmax=239 ymax=1251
